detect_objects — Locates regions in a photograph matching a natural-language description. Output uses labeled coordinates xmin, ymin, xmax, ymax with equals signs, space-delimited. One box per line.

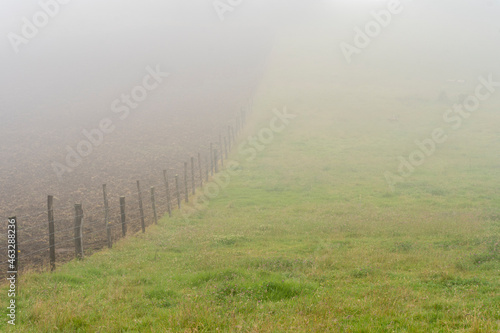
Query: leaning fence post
xmin=103 ymin=184 xmax=111 ymax=249
xmin=163 ymin=170 xmax=172 ymax=217
xmin=120 ymin=197 xmax=127 ymax=237
xmin=175 ymin=174 xmax=181 ymax=209
xmin=48 ymin=195 xmax=56 ymax=271
xmin=74 ymin=204 xmax=84 ymax=260
xmin=191 ymin=157 xmax=196 ymax=195
xmin=198 ymin=152 xmax=203 ymax=188
xmin=151 ymin=187 xmax=158 ymax=225
xmin=137 ymin=180 xmax=146 ymax=233
xmin=184 ymin=162 xmax=189 ymax=203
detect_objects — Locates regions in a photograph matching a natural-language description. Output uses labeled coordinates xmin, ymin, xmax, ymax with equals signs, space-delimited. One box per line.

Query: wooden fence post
xmin=137 ymin=180 xmax=146 ymax=233
xmin=184 ymin=162 xmax=189 ymax=203
xmin=228 ymin=126 xmax=232 ymax=150
xmin=120 ymin=197 xmax=127 ymax=237
xmin=74 ymin=204 xmax=84 ymax=260
xmin=163 ymin=170 xmax=172 ymax=217
xmin=191 ymin=157 xmax=195 ymax=195
xmin=198 ymin=152 xmax=203 ymax=188
xmin=175 ymin=175 xmax=181 ymax=209
xmin=103 ymin=184 xmax=111 ymax=249
xmin=47 ymin=195 xmax=56 ymax=271
xmin=151 ymin=187 xmax=158 ymax=225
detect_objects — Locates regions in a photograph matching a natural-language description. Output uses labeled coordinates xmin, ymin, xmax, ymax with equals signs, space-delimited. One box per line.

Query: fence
xmin=2 ymin=97 xmax=253 ymax=274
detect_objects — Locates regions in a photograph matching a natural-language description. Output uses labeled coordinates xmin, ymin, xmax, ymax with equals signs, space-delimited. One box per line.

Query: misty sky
xmin=1 ymin=0 xmax=499 ymax=141
xmin=2 ymin=0 xmax=499 ymax=121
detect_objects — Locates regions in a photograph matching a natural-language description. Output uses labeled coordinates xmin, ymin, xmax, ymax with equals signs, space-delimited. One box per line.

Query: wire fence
xmin=2 ymin=95 xmax=254 ymax=275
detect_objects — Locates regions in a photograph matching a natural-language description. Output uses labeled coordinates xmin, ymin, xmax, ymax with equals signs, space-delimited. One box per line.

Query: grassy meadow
xmin=2 ymin=27 xmax=500 ymax=332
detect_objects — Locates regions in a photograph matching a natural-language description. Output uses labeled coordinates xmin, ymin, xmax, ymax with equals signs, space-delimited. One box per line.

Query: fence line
xmin=3 ymin=96 xmax=254 ymax=274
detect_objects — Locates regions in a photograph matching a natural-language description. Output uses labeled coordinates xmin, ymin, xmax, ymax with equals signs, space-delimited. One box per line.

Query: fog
xmin=3 ymin=1 xmax=500 ymax=328
xmin=2 ymin=0 xmax=499 ymax=120
xmin=1 ymin=0 xmax=499 ymax=215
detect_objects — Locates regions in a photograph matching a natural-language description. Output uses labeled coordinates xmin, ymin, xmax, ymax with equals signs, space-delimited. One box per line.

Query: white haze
xmin=0 ymin=0 xmax=499 ymax=215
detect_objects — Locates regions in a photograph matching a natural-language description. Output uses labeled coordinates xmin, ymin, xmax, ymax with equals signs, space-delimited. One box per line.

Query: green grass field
xmin=3 ymin=29 xmax=500 ymax=332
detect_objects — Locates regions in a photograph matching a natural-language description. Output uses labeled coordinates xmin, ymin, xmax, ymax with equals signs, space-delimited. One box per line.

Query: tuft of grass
xmin=144 ymin=289 xmax=178 ymax=308
xmin=212 ymin=234 xmax=246 ymax=246
xmin=390 ymin=241 xmax=414 ymax=253
xmin=350 ymin=267 xmax=374 ymax=278
xmin=214 ymin=279 xmax=313 ymax=303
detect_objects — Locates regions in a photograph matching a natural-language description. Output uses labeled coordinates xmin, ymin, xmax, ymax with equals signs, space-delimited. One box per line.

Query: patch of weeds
xmin=130 ymin=277 xmax=153 ymax=286
xmin=434 ymin=237 xmax=482 ymax=251
xmin=434 ymin=240 xmax=456 ymax=251
xmin=144 ymin=289 xmax=178 ymax=308
xmin=252 ymin=257 xmax=314 ymax=272
xmin=427 ymin=188 xmax=447 ymax=196
xmin=470 ymin=238 xmax=499 ymax=266
xmin=485 ymin=236 xmax=499 ymax=254
xmin=214 ymin=280 xmax=313 ymax=303
xmin=70 ymin=317 xmax=89 ymax=330
xmin=350 ymin=267 xmax=373 ymax=278
xmin=487 ymin=213 xmax=500 ymax=222
xmin=258 ymin=224 xmax=274 ymax=232
xmin=215 ymin=284 xmax=244 ymax=299
xmin=164 ymin=246 xmax=183 ymax=253
xmin=471 ymin=252 xmax=498 ymax=265
xmin=422 ymin=272 xmax=487 ymax=290
xmin=442 ymin=277 xmax=486 ymax=288
xmin=83 ymin=267 xmax=104 ymax=278
xmin=390 ymin=241 xmax=414 ymax=253
xmin=454 ymin=260 xmax=471 ymax=272
xmin=190 ymin=270 xmax=244 ymax=287
xmin=421 ymin=272 xmax=453 ymax=284
xmin=424 ymin=302 xmax=452 ymax=312
xmin=316 ymin=240 xmax=352 ymax=251
xmin=266 ymin=186 xmax=286 ymax=192
xmin=258 ymin=281 xmax=304 ymax=301
xmin=330 ymin=240 xmax=352 ymax=249
xmin=381 ymin=192 xmax=398 ymax=198
xmin=212 ymin=234 xmax=246 ymax=246
xmin=189 ymin=210 xmax=206 ymax=220
xmin=50 ymin=274 xmax=84 ymax=286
